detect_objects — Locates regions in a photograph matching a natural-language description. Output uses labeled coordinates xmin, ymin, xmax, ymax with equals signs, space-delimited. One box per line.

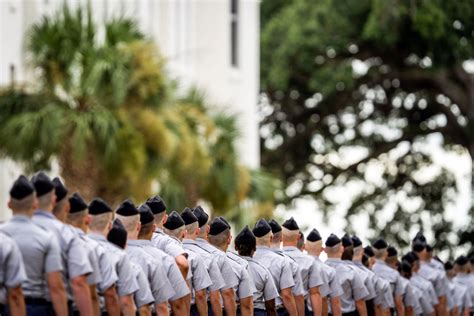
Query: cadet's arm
xmin=355 ymin=299 xmax=368 ymax=316
xmin=119 ymin=294 xmax=136 ymax=316
xmin=451 ymin=306 xmax=458 ymax=316
xmin=265 ymin=298 xmax=277 ymax=316
xmin=103 ymin=285 xmax=121 ymax=316
xmin=71 ymin=275 xmax=93 ymax=316
xmin=195 ymin=289 xmax=208 ymax=316
xmin=394 ymin=295 xmax=405 ymax=316
xmin=7 ymin=286 xmax=25 ymax=316
xmin=47 ymin=271 xmax=68 ymax=316
xmin=295 ymin=294 xmax=305 ymax=316
xmin=281 ymin=287 xmax=298 ymax=316
xmin=462 ymin=307 xmax=470 ymax=316
xmin=156 ymin=302 xmax=170 ymax=316
xmin=309 ymin=287 xmax=322 ymax=316
xmin=89 ymin=284 xmax=100 ymax=316
xmin=175 ymin=254 xmax=189 ymax=279
xmin=330 ymin=296 xmax=342 ymax=316
xmin=405 ymin=305 xmax=414 ymax=316
xmin=322 ymin=297 xmax=329 ymax=316
xmin=239 ymin=296 xmax=253 ymax=316
xmin=210 ymin=290 xmax=223 ymax=316
xmin=138 ymin=304 xmax=152 ymax=316
xmin=221 ymin=288 xmax=237 ymax=315
xmin=436 ymin=296 xmax=446 ymax=316
xmin=169 ymin=296 xmax=187 ymax=316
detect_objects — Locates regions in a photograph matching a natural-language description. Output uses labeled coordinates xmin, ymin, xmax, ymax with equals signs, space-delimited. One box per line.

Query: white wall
xmin=0 ymin=0 xmax=260 ymax=220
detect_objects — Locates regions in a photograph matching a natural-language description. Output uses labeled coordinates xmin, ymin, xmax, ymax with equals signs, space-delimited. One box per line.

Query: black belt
xmin=342 ymin=312 xmax=359 ymax=316
xmin=25 ymin=297 xmax=50 ymax=305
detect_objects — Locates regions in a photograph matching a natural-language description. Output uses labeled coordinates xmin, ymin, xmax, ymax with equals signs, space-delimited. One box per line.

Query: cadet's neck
xmin=326 ymin=253 xmax=341 ymax=259
xmin=282 ymin=239 xmax=298 ymax=247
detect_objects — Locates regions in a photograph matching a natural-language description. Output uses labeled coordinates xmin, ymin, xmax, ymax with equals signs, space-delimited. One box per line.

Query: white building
xmin=0 ymin=0 xmax=260 ymax=220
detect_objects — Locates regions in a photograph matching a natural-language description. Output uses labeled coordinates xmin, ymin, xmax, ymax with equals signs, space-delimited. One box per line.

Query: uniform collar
xmin=325 ymin=258 xmax=342 ymax=263
xmin=88 ymin=232 xmax=107 ymax=241
xmin=10 ymin=214 xmax=31 ymax=222
xmin=169 ymin=235 xmax=182 ymax=244
xmin=375 ymin=259 xmax=387 ymax=265
xmin=134 ymin=239 xmax=152 ymax=246
xmin=34 ymin=210 xmax=55 ymax=219
xmin=182 ymin=238 xmax=195 ymax=244
xmin=256 ymin=245 xmax=272 ymax=252
xmin=155 ymin=227 xmax=164 ymax=234
xmin=282 ymin=246 xmax=299 ymax=252
xmin=73 ymin=226 xmax=85 ymax=236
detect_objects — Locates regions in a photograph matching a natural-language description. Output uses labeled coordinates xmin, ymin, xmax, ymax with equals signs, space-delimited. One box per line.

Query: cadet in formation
xmin=1 ymin=172 xmax=473 ymax=316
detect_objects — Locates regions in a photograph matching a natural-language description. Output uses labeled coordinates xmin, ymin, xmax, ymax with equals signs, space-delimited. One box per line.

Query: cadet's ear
xmin=162 ymin=214 xmax=168 ymax=225
xmin=7 ymin=200 xmax=12 ymax=210
xmin=85 ymin=214 xmax=91 ymax=225
xmin=136 ymin=222 xmax=141 ymax=232
xmin=152 ymin=223 xmax=157 ymax=231
xmin=206 ymin=225 xmax=210 ymax=234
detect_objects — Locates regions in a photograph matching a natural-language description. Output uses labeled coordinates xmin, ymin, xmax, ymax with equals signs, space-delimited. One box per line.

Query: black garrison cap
xmin=444 ymin=261 xmax=454 ymax=271
xmin=31 ymin=171 xmax=54 ymax=197
xmin=372 ymin=238 xmax=388 ymax=250
xmin=69 ymin=193 xmax=88 ymax=213
xmin=364 ymin=246 xmax=375 ymax=257
xmin=341 ymin=234 xmax=353 ymax=247
xmin=89 ymin=198 xmax=113 ymax=215
xmin=164 ymin=211 xmax=185 ymax=230
xmin=209 ymin=217 xmax=229 ymax=236
xmin=145 ymin=196 xmax=167 ymax=214
xmin=138 ymin=204 xmax=154 ymax=225
xmin=413 ymin=231 xmax=427 ymax=243
xmin=268 ymin=219 xmax=282 ymax=233
xmin=351 ymin=235 xmax=363 ymax=247
xmin=306 ymin=229 xmax=322 ymax=242
xmin=116 ymin=199 xmax=139 ymax=216
xmin=412 ymin=240 xmax=426 ymax=252
xmin=253 ymin=219 xmax=272 ymax=238
xmin=217 ymin=216 xmax=231 ymax=229
xmin=387 ymin=246 xmax=398 ymax=257
xmin=325 ymin=234 xmax=341 ymax=247
xmin=52 ymin=177 xmax=68 ymax=202
xmin=10 ymin=175 xmax=34 ymax=199
xmin=426 ymin=244 xmax=433 ymax=252
xmin=402 ymin=252 xmax=419 ymax=264
xmin=455 ymin=255 xmax=468 ymax=266
xmin=282 ymin=217 xmax=299 ymax=231
xmin=107 ymin=219 xmax=127 ymax=249
xmin=193 ymin=206 xmax=209 ymax=227
xmin=181 ymin=207 xmax=198 ymax=225
xmin=235 ymin=226 xmax=256 ymax=248
xmin=400 ymin=261 xmax=412 ymax=274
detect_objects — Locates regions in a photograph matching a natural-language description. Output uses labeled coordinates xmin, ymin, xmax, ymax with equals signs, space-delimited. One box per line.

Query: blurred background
xmin=0 ymin=0 xmax=472 ymax=259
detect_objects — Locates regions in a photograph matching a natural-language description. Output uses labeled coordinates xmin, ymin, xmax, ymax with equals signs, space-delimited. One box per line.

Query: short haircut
xmin=282 ymin=227 xmax=299 ymax=240
xmin=198 ymin=225 xmax=208 ymax=238
xmin=256 ymin=232 xmax=272 ymax=245
xmin=342 ymin=245 xmax=354 ymax=260
xmin=154 ymin=212 xmax=166 ymax=225
xmin=353 ymin=246 xmax=364 ymax=257
xmin=236 ymin=238 xmax=256 ymax=257
xmin=272 ymin=231 xmax=282 ymax=243
xmin=374 ymin=248 xmax=386 ymax=259
xmin=37 ymin=191 xmax=54 ymax=210
xmin=325 ymin=244 xmax=340 ymax=255
xmin=52 ymin=198 xmax=67 ymax=216
xmin=67 ymin=210 xmax=88 ymax=225
xmin=208 ymin=229 xmax=230 ymax=248
xmin=89 ymin=212 xmax=113 ymax=231
xmin=138 ymin=222 xmax=154 ymax=239
xmin=164 ymin=226 xmax=185 ymax=239
xmin=116 ymin=214 xmax=140 ymax=232
xmin=10 ymin=194 xmax=35 ymax=212
xmin=186 ymin=222 xmax=199 ymax=234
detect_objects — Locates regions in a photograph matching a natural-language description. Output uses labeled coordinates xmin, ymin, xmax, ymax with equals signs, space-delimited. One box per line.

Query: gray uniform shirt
xmin=253 ymin=246 xmax=295 ymax=307
xmin=409 ymin=276 xmax=435 ymax=315
xmin=194 ymin=238 xmax=238 ymax=291
xmin=126 ymin=241 xmax=175 ymax=304
xmin=72 ymin=227 xmax=101 ymax=286
xmin=183 ymin=238 xmax=226 ymax=293
xmin=453 ymin=273 xmax=474 ymax=308
xmin=130 ymin=239 xmax=190 ymax=301
xmin=325 ymin=258 xmax=369 ymax=313
xmin=345 ymin=261 xmax=376 ymax=301
xmin=410 ymin=284 xmax=424 ymax=315
xmin=152 ymin=228 xmax=186 ymax=258
xmin=450 ymin=279 xmax=472 ymax=311
xmin=84 ymin=234 xmax=118 ymax=294
xmin=130 ymin=262 xmax=154 ymax=308
xmin=0 ymin=215 xmax=62 ymax=299
xmin=0 ymin=231 xmax=27 ymax=304
xmin=418 ymin=262 xmax=448 ymax=298
xmin=272 ymin=248 xmax=305 ymax=297
xmin=372 ymin=260 xmax=404 ymax=299
xmin=314 ymin=256 xmax=343 ymax=299
xmin=399 ymin=276 xmax=416 ymax=308
xmin=88 ymin=233 xmax=138 ymax=297
xmin=226 ymin=251 xmax=256 ymax=301
xmin=241 ymin=255 xmax=279 ymax=310
xmin=353 ymin=261 xmax=387 ymax=305
xmin=283 ymin=247 xmax=324 ymax=299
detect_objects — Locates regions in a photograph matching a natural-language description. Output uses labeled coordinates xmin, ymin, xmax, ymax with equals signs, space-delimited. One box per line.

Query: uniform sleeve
xmin=279 ymin=260 xmax=296 ymax=291
xmin=365 ymin=273 xmax=377 ymax=300
xmin=237 ymin=266 xmax=255 ymax=299
xmin=393 ymin=274 xmax=405 ymax=297
xmin=428 ymin=283 xmax=439 ymax=306
xmin=44 ymin=233 xmax=63 ymax=273
xmin=133 ymin=267 xmax=154 ymax=308
xmin=220 ymin=255 xmax=239 ymax=290
xmin=319 ymin=267 xmax=330 ymax=297
xmin=208 ymin=258 xmax=226 ymax=292
xmin=419 ymin=292 xmax=435 ymax=315
xmin=191 ymin=255 xmax=212 ymax=292
xmin=67 ymin=236 xmax=93 ymax=279
xmin=434 ymin=274 xmax=448 ymax=297
xmin=263 ymin=267 xmax=279 ymax=301
xmin=150 ymin=260 xmax=175 ymax=304
xmin=328 ymin=269 xmax=343 ymax=299
xmin=116 ymin=254 xmax=139 ymax=297
xmin=164 ymin=240 xmax=186 ymax=258
xmin=291 ymin=264 xmax=305 ymax=296
xmin=4 ymin=241 xmax=27 ymax=288
xmin=97 ymin=248 xmax=118 ymax=293
xmin=404 ymin=283 xmax=416 ymax=307
xmin=165 ymin=256 xmax=191 ymax=300
xmin=86 ymin=245 xmax=102 ymax=286
xmin=352 ymin=272 xmax=369 ymax=301
xmin=308 ymin=260 xmax=324 ymax=289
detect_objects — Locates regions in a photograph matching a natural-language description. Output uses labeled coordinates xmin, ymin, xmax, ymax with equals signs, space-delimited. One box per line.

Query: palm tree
xmin=0 ymin=3 xmax=280 ymax=218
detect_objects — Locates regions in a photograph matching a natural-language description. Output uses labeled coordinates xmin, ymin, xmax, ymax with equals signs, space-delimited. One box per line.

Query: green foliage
xmin=0 ymin=4 xmax=279 ymax=216
xmin=261 ymin=0 xmax=473 ymax=255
